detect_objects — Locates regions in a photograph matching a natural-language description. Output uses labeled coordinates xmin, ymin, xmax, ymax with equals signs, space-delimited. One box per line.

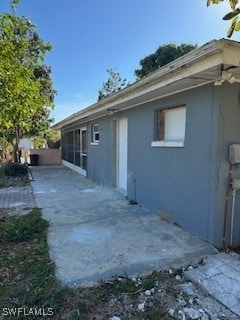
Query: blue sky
xmin=0 ymin=0 xmax=237 ymax=123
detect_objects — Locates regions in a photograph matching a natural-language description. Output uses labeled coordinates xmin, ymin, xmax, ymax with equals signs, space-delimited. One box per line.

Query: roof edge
xmin=52 ymin=39 xmax=240 ymax=130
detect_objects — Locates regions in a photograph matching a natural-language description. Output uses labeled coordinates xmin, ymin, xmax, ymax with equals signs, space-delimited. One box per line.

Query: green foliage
xmin=0 ymin=3 xmax=56 ymax=161
xmin=135 ymin=43 xmax=197 ymax=79
xmin=0 ymin=209 xmax=64 ymax=315
xmin=0 ymin=209 xmax=48 ymax=243
xmin=46 ymin=129 xmax=61 ymax=149
xmin=207 ymin=0 xmax=240 ymax=37
xmin=109 ymin=278 xmax=138 ymax=294
xmin=0 ymin=167 xmax=6 ymax=187
xmin=3 ymin=161 xmax=28 ymax=176
xmin=98 ymin=68 xmax=128 ymax=101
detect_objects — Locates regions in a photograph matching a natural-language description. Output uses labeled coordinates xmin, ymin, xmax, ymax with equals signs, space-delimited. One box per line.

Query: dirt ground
xmin=62 ymin=269 xmax=239 ymax=320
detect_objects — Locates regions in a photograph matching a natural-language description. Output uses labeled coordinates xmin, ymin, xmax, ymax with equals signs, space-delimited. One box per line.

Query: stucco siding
xmin=60 ymin=83 xmax=240 ymax=248
xmin=126 ymin=84 xmax=217 ymax=242
xmin=87 ymin=117 xmax=113 ymax=187
xmin=214 ymin=83 xmax=240 ymax=247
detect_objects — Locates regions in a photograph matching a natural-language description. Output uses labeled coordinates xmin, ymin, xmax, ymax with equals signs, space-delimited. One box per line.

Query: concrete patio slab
xmin=30 ymin=165 xmax=216 ymax=287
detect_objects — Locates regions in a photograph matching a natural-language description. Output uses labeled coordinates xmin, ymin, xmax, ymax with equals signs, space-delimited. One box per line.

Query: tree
xmin=0 ymin=2 xmax=56 ymax=162
xmin=98 ymin=68 xmax=128 ymax=101
xmin=207 ymin=0 xmax=240 ymax=37
xmin=135 ymin=44 xmax=197 ymax=79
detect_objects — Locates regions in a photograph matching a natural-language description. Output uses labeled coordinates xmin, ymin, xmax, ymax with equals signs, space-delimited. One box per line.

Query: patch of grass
xmin=0 ymin=209 xmax=67 ymax=319
xmin=107 ymin=278 xmax=138 ymax=294
xmin=142 ymin=270 xmax=168 ymax=290
xmin=0 ymin=209 xmax=48 ymax=243
xmin=0 ymin=167 xmax=5 ymax=187
xmin=142 ymin=278 xmax=156 ymax=290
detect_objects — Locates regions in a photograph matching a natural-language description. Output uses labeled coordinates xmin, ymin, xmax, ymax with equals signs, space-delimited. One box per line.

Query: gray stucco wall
xmin=86 ymin=84 xmax=219 ymax=244
xmin=125 ymin=84 xmax=219 ymax=243
xmin=87 ymin=116 xmax=114 ymax=188
xmin=213 ymin=83 xmax=240 ymax=247
xmin=62 ymin=82 xmax=240 ymax=248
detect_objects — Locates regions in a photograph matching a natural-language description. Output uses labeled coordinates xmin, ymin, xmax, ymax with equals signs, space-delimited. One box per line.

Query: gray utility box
xmin=229 ymin=144 xmax=240 ymax=164
xmin=232 ymin=178 xmax=240 ymax=190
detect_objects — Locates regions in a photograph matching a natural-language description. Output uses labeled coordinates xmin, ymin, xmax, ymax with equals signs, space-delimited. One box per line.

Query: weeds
xmin=107 ymin=277 xmax=138 ymax=294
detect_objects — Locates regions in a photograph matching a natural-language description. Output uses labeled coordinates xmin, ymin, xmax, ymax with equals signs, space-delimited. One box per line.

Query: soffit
xmin=53 ymin=40 xmax=240 ymax=130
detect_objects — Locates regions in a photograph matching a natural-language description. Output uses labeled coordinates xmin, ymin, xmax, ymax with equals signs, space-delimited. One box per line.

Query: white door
xmin=117 ymin=118 xmax=128 ymax=191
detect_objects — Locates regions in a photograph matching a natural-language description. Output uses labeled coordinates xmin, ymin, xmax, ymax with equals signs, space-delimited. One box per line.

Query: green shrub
xmin=3 ymin=161 xmax=28 ymax=177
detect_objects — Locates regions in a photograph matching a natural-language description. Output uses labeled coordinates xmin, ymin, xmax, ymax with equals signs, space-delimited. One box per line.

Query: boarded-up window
xmin=158 ymin=106 xmax=186 ymax=141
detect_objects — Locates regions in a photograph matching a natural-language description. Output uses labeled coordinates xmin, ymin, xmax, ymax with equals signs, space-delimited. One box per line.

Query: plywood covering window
xmin=152 ymin=105 xmax=186 ymax=147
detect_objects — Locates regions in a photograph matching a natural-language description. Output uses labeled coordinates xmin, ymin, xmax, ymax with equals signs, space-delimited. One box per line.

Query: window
xmin=151 ymin=105 xmax=186 ymax=147
xmin=91 ymin=124 xmax=100 ymax=144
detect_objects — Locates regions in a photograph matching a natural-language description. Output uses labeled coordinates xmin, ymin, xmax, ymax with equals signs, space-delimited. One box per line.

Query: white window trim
xmin=92 ymin=124 xmax=100 ymax=144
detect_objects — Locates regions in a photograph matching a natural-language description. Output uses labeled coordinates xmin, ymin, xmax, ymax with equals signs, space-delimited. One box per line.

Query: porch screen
xmin=74 ymin=130 xmax=81 ymax=167
xmin=61 ymin=132 xmax=67 ymax=161
xmin=67 ymin=131 xmax=74 ymax=164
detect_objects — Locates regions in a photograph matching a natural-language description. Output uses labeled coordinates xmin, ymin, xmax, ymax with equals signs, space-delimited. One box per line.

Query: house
xmin=52 ymin=39 xmax=240 ymax=249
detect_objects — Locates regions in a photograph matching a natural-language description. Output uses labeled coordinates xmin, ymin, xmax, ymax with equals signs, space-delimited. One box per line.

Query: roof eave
xmin=52 ymin=39 xmax=240 ymax=130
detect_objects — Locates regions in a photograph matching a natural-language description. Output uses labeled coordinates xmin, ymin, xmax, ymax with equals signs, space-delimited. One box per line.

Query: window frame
xmin=151 ymin=105 xmax=186 ymax=148
xmin=91 ymin=123 xmax=100 ymax=145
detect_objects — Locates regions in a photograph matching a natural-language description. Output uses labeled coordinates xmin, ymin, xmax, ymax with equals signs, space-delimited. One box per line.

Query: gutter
xmin=52 ymin=39 xmax=239 ymax=130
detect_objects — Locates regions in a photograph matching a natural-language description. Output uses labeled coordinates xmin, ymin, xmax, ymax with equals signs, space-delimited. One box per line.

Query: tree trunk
xmin=13 ymin=125 xmax=20 ymax=162
xmin=12 ymin=141 xmax=20 ymax=162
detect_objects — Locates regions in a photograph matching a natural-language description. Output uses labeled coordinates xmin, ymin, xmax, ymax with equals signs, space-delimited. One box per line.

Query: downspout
xmin=230 ymin=178 xmax=240 ymax=247
xmin=230 ymin=188 xmax=236 ymax=247
xmin=222 ymin=163 xmax=232 ymax=250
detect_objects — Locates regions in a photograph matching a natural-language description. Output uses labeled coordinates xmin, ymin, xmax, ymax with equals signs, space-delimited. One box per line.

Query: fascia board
xmin=106 ymin=52 xmax=223 ymax=105
xmin=222 ymin=47 xmax=240 ymax=66
xmin=52 ymin=40 xmax=236 ymax=130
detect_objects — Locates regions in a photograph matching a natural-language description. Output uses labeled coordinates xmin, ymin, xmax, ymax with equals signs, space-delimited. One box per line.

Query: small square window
xmin=92 ymin=124 xmax=100 ymax=143
xmin=152 ymin=105 xmax=186 ymax=147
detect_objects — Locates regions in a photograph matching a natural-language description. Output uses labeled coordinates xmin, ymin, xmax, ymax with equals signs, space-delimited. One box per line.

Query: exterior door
xmin=117 ymin=118 xmax=128 ymax=191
